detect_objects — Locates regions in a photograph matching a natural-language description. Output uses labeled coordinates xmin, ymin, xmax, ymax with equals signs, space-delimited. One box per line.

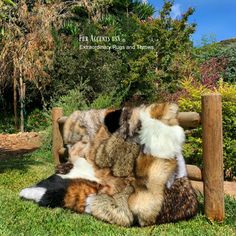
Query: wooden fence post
xmin=52 ymin=107 xmax=64 ymax=165
xmin=202 ymin=94 xmax=224 ymax=222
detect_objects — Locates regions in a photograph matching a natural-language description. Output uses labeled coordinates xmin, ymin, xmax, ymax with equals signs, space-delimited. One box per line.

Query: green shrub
xmin=218 ymin=45 xmax=236 ymax=84
xmin=0 ymin=115 xmax=17 ymax=134
xmin=90 ymin=93 xmax=121 ymax=109
xmin=25 ymin=109 xmax=50 ymax=132
xmin=195 ymin=42 xmax=236 ymax=84
xmin=53 ymin=85 xmax=89 ymax=116
xmin=179 ymin=79 xmax=236 ymax=180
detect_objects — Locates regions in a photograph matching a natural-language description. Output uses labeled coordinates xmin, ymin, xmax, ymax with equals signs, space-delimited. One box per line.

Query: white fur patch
xmin=58 ymin=158 xmax=99 ymax=182
xmin=139 ymin=111 xmax=185 ymax=159
xmin=166 ymin=173 xmax=176 ymax=188
xmin=85 ymin=194 xmax=96 ymax=214
xmin=175 ymin=153 xmax=187 ymax=178
xmin=19 ymin=187 xmax=46 ymax=203
xmin=166 ymin=153 xmax=187 ymax=188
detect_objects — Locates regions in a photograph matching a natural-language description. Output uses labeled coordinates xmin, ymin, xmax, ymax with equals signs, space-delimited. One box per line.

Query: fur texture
xmin=20 ymin=174 xmax=104 ymax=212
xmin=20 ymin=187 xmax=47 ymax=203
xmin=138 ymin=104 xmax=187 ymax=186
xmin=128 ymin=154 xmax=177 ymax=226
xmin=63 ymin=109 xmax=108 ymax=145
xmin=55 ymin=162 xmax=74 ymax=175
xmin=89 ymin=186 xmax=134 ymax=227
xmin=20 ymin=175 xmax=70 ymax=208
xmin=147 ymin=103 xmax=179 ymax=125
xmin=65 ymin=103 xmax=195 ymax=227
xmin=84 ymin=103 xmax=185 ymax=227
xmin=67 ymin=140 xmax=90 ymax=163
xmin=88 ymin=125 xmax=133 ymax=195
xmin=63 ymin=108 xmax=115 ymax=163
xmin=20 ymin=102 xmax=198 ymax=227
xmin=63 ymin=108 xmax=121 ymax=145
xmin=95 ymin=133 xmax=140 ymax=177
xmin=156 ymin=177 xmax=198 ymax=224
xmin=139 ymin=111 xmax=185 ymax=159
xmin=64 ymin=179 xmax=101 ymax=213
xmin=58 ymin=158 xmax=99 ymax=182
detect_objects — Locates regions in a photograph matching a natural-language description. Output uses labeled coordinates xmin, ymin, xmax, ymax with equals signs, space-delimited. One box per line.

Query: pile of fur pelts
xmin=20 ymin=103 xmax=198 ymax=227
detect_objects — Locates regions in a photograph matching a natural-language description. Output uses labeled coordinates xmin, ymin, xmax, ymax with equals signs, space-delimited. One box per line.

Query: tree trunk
xmin=19 ymin=68 xmax=25 ymax=132
xmin=13 ymin=74 xmax=18 ymax=130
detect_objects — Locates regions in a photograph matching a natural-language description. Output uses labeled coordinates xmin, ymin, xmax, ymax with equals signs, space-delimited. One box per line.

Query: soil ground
xmin=0 ymin=132 xmax=41 ymax=160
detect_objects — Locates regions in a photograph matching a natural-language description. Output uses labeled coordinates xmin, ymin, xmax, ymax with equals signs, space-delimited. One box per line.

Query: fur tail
xmin=156 ymin=177 xmax=198 ymax=224
xmin=20 ymin=175 xmax=70 ymax=208
xmin=128 ymin=156 xmax=176 ymax=226
xmin=89 ymin=186 xmax=134 ymax=227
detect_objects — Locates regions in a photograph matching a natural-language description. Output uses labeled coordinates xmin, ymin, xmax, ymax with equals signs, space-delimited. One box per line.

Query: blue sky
xmin=148 ymin=0 xmax=236 ymax=46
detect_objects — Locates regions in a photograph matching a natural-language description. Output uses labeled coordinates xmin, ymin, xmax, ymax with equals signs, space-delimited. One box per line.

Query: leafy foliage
xmin=53 ymin=85 xmax=89 ymax=116
xmin=0 ymin=0 xmax=197 ymax=125
xmin=51 ymin=0 xmax=196 ymax=106
xmin=25 ymin=108 xmax=50 ymax=132
xmin=195 ymin=41 xmax=236 ymax=84
xmin=179 ymin=78 xmax=236 ymax=180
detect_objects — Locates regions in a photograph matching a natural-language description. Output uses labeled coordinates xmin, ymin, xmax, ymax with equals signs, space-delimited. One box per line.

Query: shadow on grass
xmin=0 ymin=148 xmax=44 ymax=173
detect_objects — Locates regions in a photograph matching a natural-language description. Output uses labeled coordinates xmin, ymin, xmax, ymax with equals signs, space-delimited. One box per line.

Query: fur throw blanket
xmin=20 ymin=103 xmax=198 ymax=227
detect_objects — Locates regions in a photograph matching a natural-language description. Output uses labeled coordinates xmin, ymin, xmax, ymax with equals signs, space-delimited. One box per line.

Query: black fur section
xmin=36 ymin=175 xmax=70 ymax=208
xmin=104 ymin=109 xmax=122 ymax=133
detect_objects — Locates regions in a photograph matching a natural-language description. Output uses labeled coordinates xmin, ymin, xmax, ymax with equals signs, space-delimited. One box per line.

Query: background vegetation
xmin=0 ymin=0 xmax=235 ymax=178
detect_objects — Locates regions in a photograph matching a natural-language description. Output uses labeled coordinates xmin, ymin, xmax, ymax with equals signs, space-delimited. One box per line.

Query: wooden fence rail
xmin=51 ymin=94 xmax=224 ymax=222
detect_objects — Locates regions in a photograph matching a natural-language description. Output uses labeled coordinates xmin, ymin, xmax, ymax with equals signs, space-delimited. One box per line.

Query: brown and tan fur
xmin=123 ymin=103 xmax=182 ymax=226
xmin=128 ymin=154 xmax=177 ymax=226
xmin=117 ymin=103 xmax=179 ymax=142
xmin=63 ymin=108 xmax=117 ymax=164
xmin=94 ymin=133 xmax=140 ymax=177
xmin=88 ymin=103 xmax=182 ymax=226
xmin=64 ymin=178 xmax=100 ymax=213
xmin=156 ymin=177 xmax=198 ymax=224
xmin=63 ymin=108 xmax=115 ymax=146
xmin=89 ymin=185 xmax=134 ymax=227
xmin=58 ymin=124 xmax=133 ymax=198
xmin=88 ymin=125 xmax=135 ymax=195
xmin=67 ymin=140 xmax=90 ymax=163
xmin=148 ymin=103 xmax=179 ymax=126
xmin=55 ymin=162 xmax=74 ymax=175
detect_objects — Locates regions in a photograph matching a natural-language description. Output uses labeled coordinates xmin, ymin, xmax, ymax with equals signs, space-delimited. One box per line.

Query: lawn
xmin=0 ymin=148 xmax=236 ymax=236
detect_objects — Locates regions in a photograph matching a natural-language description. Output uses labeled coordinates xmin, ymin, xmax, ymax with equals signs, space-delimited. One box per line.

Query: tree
xmin=52 ymin=1 xmax=196 ymax=104
xmin=0 ymin=0 xmax=197 ymax=131
xmin=0 ymin=0 xmax=64 ymax=130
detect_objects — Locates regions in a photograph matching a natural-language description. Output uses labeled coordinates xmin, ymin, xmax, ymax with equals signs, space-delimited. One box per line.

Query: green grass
xmin=0 ymin=149 xmax=236 ymax=236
